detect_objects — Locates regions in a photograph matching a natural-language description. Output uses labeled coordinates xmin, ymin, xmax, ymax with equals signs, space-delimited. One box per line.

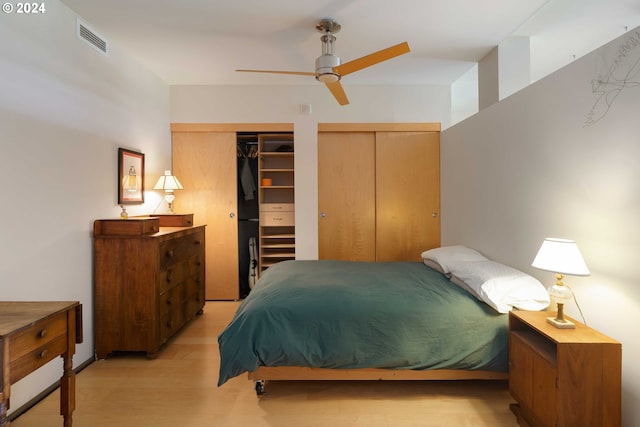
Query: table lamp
xmin=153 ymin=170 xmax=183 ymax=213
xmin=531 ymin=238 xmax=590 ymax=329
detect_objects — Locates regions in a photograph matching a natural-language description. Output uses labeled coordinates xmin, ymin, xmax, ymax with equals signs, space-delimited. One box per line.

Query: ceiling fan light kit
xmin=236 ymin=18 xmax=410 ymax=106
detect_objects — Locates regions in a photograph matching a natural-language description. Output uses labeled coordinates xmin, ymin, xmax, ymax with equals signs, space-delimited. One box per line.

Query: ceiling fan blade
xmin=334 ymin=42 xmax=410 ymax=77
xmin=325 ymin=81 xmax=349 ymax=106
xmin=236 ymin=69 xmax=316 ymax=76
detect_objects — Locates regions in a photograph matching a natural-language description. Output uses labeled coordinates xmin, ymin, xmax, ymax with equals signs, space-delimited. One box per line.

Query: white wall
xmin=442 ymin=27 xmax=640 ymax=426
xmin=0 ymin=0 xmax=170 ymax=414
xmin=171 ymin=84 xmax=451 ymax=257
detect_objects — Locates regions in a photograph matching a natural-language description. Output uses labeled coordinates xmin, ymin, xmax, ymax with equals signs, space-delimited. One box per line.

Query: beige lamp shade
xmin=532 ymin=238 xmax=590 ymax=276
xmin=153 ymin=170 xmax=183 ymax=191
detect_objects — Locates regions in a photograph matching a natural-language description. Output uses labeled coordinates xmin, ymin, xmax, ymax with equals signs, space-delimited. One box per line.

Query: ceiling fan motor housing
xmin=316 ymin=54 xmax=341 ymax=83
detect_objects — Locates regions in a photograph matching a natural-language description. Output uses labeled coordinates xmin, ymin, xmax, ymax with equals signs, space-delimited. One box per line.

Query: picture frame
xmin=118 ymin=148 xmax=145 ymax=204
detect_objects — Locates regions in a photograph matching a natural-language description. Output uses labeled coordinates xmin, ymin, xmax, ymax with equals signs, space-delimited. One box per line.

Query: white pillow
xmin=449 ymin=260 xmax=550 ymax=314
xmin=421 ymin=245 xmax=488 ymax=275
xmin=450 ymin=274 xmax=483 ymax=301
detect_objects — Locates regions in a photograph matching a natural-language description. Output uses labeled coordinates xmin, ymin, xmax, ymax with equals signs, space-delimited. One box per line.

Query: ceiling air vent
xmin=77 ymin=19 xmax=108 ymax=55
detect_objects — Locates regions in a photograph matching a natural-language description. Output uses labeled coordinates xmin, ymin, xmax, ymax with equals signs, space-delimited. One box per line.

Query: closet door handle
xmin=320 ymin=212 xmax=326 ymax=218
xmin=229 ymin=212 xmax=235 ymax=218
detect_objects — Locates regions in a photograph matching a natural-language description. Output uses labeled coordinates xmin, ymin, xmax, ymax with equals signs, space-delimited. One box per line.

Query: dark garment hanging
xmin=240 ymin=157 xmax=256 ymax=200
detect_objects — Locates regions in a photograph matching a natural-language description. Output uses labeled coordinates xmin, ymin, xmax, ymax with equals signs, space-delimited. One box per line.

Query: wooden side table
xmin=509 ymin=309 xmax=621 ymax=427
xmin=0 ymin=301 xmax=82 ymax=427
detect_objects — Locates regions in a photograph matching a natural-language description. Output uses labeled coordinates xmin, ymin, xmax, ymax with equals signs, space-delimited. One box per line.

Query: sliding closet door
xmin=318 ymin=132 xmax=376 ymax=261
xmin=375 ymin=131 xmax=440 ymax=261
xmin=172 ymin=132 xmax=239 ymax=300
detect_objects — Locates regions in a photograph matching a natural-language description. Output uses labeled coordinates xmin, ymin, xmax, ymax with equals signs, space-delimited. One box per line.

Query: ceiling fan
xmin=236 ymin=19 xmax=410 ymax=106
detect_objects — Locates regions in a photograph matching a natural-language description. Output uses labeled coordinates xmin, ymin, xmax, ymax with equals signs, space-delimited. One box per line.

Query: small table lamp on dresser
xmin=153 ymin=170 xmax=183 ymax=213
xmin=531 ymin=237 xmax=590 ymax=329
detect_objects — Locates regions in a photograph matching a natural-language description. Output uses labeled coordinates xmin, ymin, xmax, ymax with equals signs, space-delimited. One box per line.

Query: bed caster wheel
xmin=255 ymin=380 xmax=265 ymax=395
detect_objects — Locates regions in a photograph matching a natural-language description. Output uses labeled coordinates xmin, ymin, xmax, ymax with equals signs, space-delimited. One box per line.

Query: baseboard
xmin=8 ymin=356 xmax=95 ymax=422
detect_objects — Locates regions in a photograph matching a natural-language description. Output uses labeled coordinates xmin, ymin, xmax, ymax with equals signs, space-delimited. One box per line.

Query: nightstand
xmin=508 ymin=310 xmax=621 ymax=427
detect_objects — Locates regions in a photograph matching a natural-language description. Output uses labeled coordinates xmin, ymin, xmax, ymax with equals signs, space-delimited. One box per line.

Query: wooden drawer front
xmin=158 ymin=260 xmax=188 ymax=294
xmin=94 ymin=218 xmax=160 ymax=236
xmin=260 ymin=203 xmax=294 ymax=212
xmin=10 ymin=334 xmax=67 ymax=383
xmin=159 ymin=231 xmax=205 ymax=269
xmin=160 ymin=307 xmax=184 ymax=343
xmin=261 ymin=211 xmax=295 ymax=226
xmin=159 ymin=285 xmax=183 ymax=316
xmin=187 ymin=255 xmax=204 ymax=277
xmin=183 ymin=278 xmax=204 ymax=319
xmin=155 ymin=214 xmax=194 ymax=227
xmin=10 ymin=313 xmax=67 ymax=362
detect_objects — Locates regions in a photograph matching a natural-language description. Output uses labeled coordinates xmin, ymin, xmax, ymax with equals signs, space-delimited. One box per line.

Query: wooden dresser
xmin=509 ymin=310 xmax=621 ymax=427
xmin=0 ymin=301 xmax=82 ymax=427
xmin=93 ymin=217 xmax=205 ymax=359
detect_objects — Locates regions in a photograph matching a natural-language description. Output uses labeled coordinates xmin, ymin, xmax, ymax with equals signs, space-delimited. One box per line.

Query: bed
xmin=218 ymin=248 xmax=550 ymax=393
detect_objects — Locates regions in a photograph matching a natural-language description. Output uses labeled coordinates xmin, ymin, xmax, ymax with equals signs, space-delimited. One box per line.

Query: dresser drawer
xmin=260 ymin=211 xmax=295 ymax=226
xmin=93 ymin=217 xmax=160 ymax=236
xmin=159 ymin=231 xmax=205 ymax=269
xmin=159 ymin=285 xmax=183 ymax=316
xmin=154 ymin=214 xmax=194 ymax=227
xmin=187 ymin=254 xmax=204 ymax=276
xmin=158 ymin=260 xmax=188 ymax=294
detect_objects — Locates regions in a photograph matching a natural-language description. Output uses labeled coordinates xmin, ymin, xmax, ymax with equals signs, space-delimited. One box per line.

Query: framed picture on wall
xmin=118 ymin=148 xmax=145 ymax=204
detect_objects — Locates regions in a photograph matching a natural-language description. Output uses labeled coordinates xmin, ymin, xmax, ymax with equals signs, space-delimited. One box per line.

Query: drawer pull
xmin=166 ymin=250 xmax=174 ymax=258
xmin=38 ymin=329 xmax=48 ymax=338
xmin=166 ymin=273 xmax=173 ymax=282
xmin=39 ymin=349 xmax=49 ymax=359
xmin=273 ymin=217 xmax=283 ymax=221
xmin=194 ymin=240 xmax=202 ymax=245
xmin=166 ymin=299 xmax=172 ymax=305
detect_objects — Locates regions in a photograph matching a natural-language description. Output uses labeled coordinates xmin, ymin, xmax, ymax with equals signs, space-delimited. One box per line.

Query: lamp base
xmin=546 ymin=316 xmax=575 ymax=329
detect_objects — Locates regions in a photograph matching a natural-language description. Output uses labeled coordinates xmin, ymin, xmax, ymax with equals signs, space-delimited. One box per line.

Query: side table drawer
xmin=10 ymin=313 xmax=67 ymax=362
xmin=10 ymin=333 xmax=67 ymax=384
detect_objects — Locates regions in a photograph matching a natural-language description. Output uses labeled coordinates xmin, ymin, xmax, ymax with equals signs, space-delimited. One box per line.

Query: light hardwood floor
xmin=12 ymin=301 xmax=518 ymax=427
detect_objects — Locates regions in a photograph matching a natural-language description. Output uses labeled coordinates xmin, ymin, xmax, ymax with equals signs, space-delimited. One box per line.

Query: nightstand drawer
xmin=260 ymin=211 xmax=295 ymax=226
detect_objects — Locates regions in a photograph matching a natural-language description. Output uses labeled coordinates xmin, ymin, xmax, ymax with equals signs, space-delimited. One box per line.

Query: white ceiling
xmin=60 ymin=0 xmax=640 ymax=87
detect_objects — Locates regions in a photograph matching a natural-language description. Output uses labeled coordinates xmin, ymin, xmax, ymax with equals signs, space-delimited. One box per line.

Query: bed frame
xmin=248 ymin=366 xmax=508 ymax=394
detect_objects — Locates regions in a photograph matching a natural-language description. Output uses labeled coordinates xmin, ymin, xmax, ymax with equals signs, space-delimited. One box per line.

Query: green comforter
xmin=218 ymin=260 xmax=508 ymax=386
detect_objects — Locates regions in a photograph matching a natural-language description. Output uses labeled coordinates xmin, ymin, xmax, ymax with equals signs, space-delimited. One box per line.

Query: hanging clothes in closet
xmin=238 ymin=143 xmax=258 ymax=200
xmin=237 ymin=139 xmax=259 ymax=298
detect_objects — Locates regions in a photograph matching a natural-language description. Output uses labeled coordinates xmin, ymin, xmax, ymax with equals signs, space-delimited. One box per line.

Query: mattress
xmin=218 ymin=260 xmax=508 ymax=386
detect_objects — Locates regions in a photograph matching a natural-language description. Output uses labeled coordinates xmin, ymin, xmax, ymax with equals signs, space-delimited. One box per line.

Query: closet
xmin=318 ymin=123 xmax=440 ymax=261
xmin=171 ymin=124 xmax=293 ymax=300
xmin=237 ymin=133 xmax=260 ymax=297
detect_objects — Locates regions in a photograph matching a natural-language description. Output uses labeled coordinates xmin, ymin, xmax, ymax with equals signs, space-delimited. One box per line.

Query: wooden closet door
xmin=318 ymin=132 xmax=376 ymax=261
xmin=375 ymin=131 xmax=440 ymax=261
xmin=172 ymin=132 xmax=239 ymax=300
